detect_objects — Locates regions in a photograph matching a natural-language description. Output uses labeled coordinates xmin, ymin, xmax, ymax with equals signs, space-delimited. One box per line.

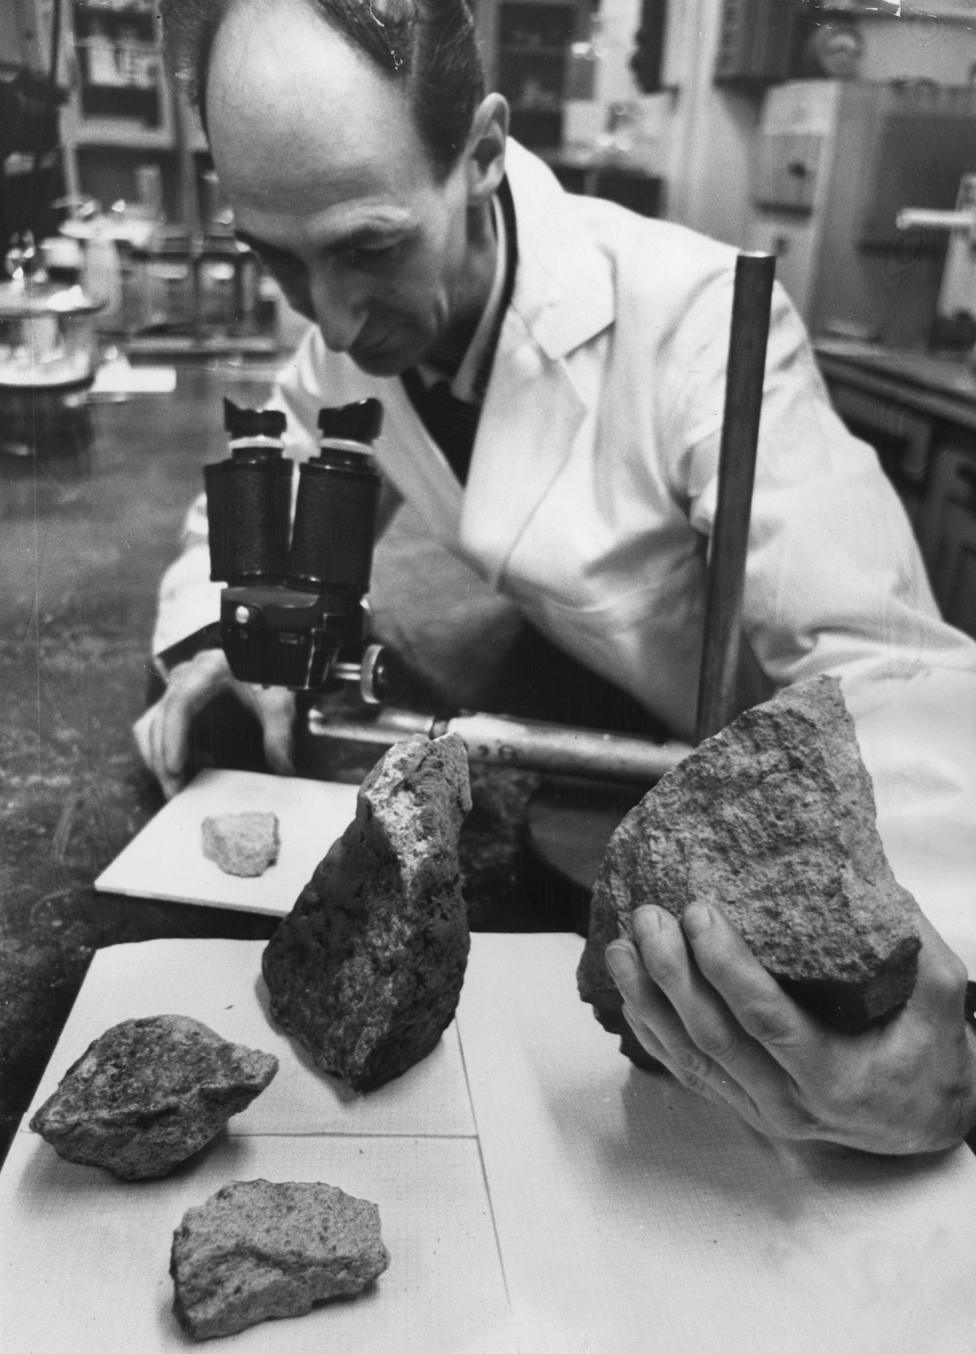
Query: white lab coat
xmin=153 ymin=140 xmax=976 ymax=965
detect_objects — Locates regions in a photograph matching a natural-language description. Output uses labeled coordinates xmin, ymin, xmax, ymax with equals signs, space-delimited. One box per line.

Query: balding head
xmin=185 ymin=0 xmax=507 ymax=377
xmin=160 ymin=0 xmax=485 ymax=178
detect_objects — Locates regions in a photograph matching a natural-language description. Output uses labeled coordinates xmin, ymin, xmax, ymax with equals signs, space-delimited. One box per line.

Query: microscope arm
xmin=308 ymin=704 xmax=692 ymax=785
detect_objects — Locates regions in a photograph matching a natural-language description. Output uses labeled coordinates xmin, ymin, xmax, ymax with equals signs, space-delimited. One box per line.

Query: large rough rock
xmin=579 ymin=675 xmax=921 ymax=1051
xmin=171 ymin=1178 xmax=390 ymax=1341
xmin=29 ymin=1015 xmax=278 ymax=1179
xmin=262 ymin=733 xmax=472 ymax=1091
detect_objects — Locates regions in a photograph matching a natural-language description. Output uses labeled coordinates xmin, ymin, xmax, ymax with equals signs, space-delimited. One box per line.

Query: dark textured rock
xmin=171 ymin=1178 xmax=390 ymax=1341
xmin=262 ymin=733 xmax=472 ymax=1091
xmin=29 ymin=1015 xmax=278 ymax=1179
xmin=202 ymin=810 xmax=280 ymax=877
xmin=579 ymin=675 xmax=921 ymax=1048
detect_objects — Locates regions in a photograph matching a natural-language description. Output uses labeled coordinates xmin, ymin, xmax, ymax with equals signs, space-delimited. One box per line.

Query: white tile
xmin=457 ymin=932 xmax=976 ymax=1354
xmin=95 ymin=769 xmax=359 ymax=916
xmin=0 ymin=1131 xmax=516 ymax=1354
xmin=23 ymin=939 xmax=475 ymax=1138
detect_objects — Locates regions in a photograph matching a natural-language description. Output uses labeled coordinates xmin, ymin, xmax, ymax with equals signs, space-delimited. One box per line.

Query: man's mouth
xmin=349 ymin=331 xmax=416 ymax=376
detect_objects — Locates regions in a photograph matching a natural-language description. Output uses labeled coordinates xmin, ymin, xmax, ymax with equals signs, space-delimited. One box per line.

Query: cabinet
xmin=64 ymin=0 xmax=174 ymax=148
xmin=919 ymin=449 xmax=976 ymax=638
xmin=713 ymin=0 xmax=797 ymax=86
xmin=13 ymin=0 xmax=181 ymax=217
xmin=749 ymin=81 xmax=976 ymax=350
xmin=817 ymin=342 xmax=976 ymax=640
xmin=493 ymin=1 xmax=578 ymax=151
xmin=8 ymin=0 xmax=277 ymax=349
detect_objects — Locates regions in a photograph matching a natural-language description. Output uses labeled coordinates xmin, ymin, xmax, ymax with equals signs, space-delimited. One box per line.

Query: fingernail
xmin=633 ymin=906 xmax=663 ymax=943
xmin=605 ymin=941 xmax=636 ymax=984
xmin=683 ymin=903 xmax=714 ymax=939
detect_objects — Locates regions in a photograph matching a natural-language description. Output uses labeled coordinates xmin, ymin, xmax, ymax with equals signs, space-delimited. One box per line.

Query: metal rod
xmin=308 ymin=706 xmax=693 ymax=785
xmin=695 ymin=252 xmax=776 ymax=745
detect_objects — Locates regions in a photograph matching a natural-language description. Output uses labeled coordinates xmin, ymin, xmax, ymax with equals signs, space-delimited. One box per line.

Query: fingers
xmin=132 ymin=704 xmax=167 ymax=791
xmin=165 ymin=651 xmax=238 ymax=793
xmin=606 ymin=904 xmax=830 ymax=1139
xmin=677 ymin=903 xmax=811 ymax=1060
xmin=133 ymin=650 xmax=300 ymax=798
xmin=249 ymin=686 xmax=296 ymax=776
xmin=132 ymin=651 xmax=235 ymax=798
xmin=605 ymin=902 xmax=976 ymax=1154
xmin=133 ymin=699 xmax=189 ymax=801
xmin=605 ymin=913 xmax=773 ymax=1130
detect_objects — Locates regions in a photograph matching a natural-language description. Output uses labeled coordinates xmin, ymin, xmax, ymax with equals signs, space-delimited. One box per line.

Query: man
xmin=139 ymin=0 xmax=976 ymax=1154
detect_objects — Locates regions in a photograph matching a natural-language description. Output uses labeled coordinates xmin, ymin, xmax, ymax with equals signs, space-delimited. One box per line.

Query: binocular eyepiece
xmin=204 ymin=397 xmax=386 ymax=694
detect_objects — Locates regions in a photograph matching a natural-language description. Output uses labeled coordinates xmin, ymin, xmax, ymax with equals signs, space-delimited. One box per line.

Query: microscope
xmin=204 ymin=395 xmax=691 ymax=786
xmin=205 ymin=395 xmax=387 ymax=702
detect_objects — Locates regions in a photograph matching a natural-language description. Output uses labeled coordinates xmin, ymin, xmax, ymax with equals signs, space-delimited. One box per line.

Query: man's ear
xmin=465 ymin=93 xmax=509 ymax=205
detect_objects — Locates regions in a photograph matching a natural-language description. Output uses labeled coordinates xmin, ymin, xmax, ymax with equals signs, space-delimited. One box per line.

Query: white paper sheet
xmin=457 ymin=933 xmax=976 ymax=1354
xmin=22 ymin=939 xmax=476 ymax=1139
xmin=7 ymin=933 xmax=976 ymax=1354
xmin=0 ymin=1133 xmax=516 ymax=1354
xmin=94 ymin=769 xmax=359 ymax=915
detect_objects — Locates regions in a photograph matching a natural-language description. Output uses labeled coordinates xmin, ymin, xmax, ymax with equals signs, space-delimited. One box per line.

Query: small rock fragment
xmin=30 ymin=1015 xmax=278 ymax=1179
xmin=579 ymin=676 xmax=921 ymax=1051
xmin=262 ymin=733 xmax=471 ymax=1090
xmin=171 ymin=1178 xmax=390 ymax=1341
xmin=202 ymin=810 xmax=280 ymax=877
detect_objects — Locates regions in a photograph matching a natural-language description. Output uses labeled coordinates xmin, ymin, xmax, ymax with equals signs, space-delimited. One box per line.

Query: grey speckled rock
xmin=202 ymin=810 xmax=280 ymax=877
xmin=262 ymin=733 xmax=472 ymax=1091
xmin=171 ymin=1178 xmax=390 ymax=1341
xmin=29 ymin=1015 xmax=278 ymax=1179
xmin=579 ymin=675 xmax=921 ymax=1048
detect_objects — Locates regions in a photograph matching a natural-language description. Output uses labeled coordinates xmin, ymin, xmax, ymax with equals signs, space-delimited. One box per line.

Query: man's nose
xmin=308 ymin=262 xmax=367 ymax=354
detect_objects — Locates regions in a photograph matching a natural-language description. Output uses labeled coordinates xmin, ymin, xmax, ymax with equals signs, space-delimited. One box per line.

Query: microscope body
xmin=205 ymin=397 xmax=386 ymax=699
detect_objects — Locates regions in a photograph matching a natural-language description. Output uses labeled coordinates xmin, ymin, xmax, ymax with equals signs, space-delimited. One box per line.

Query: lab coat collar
xmin=502 ymin=140 xmax=615 ymax=360
xmin=458 ymin=143 xmax=614 ymax=586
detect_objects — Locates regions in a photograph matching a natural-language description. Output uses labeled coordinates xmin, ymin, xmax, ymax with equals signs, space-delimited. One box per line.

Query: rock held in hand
xmin=170 ymin=1178 xmax=390 ymax=1341
xmin=262 ymin=733 xmax=472 ymax=1091
xmin=578 ymin=676 xmax=921 ymax=1050
xmin=29 ymin=1015 xmax=278 ymax=1179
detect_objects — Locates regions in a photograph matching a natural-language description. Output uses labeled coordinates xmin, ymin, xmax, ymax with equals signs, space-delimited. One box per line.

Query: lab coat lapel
xmin=459 ymin=140 xmax=614 ymax=586
xmin=460 ymin=317 xmax=586 ymax=585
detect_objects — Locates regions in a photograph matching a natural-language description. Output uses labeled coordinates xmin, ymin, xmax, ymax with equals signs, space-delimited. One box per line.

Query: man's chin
xmin=349 ymin=343 xmax=414 ymax=378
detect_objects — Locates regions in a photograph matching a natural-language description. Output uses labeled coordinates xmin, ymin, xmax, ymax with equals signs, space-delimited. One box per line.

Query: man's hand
xmin=605 ymin=903 xmax=976 ymax=1156
xmin=133 ymin=649 xmax=295 ymax=799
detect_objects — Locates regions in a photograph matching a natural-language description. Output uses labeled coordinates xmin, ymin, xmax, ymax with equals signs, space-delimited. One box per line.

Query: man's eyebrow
xmin=235 ymin=218 xmax=411 ymax=259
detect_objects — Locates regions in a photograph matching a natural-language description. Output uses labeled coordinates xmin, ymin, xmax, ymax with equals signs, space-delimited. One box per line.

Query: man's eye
xmin=256 ymin=256 xmax=312 ymax=313
xmin=266 ymin=253 xmax=304 ymax=279
xmin=343 ymin=242 xmax=401 ymax=268
xmin=249 ymin=248 xmax=304 ymax=286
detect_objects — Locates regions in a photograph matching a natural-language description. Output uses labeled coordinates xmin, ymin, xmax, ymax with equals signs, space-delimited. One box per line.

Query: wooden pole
xmin=695 ymin=252 xmax=776 ymax=745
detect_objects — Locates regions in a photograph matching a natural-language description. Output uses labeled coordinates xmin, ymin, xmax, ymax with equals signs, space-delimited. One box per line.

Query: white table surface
xmin=5 ymin=932 xmax=976 ymax=1354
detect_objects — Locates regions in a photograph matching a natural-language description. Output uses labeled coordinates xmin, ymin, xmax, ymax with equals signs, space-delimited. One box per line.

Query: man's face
xmin=206 ymin=0 xmax=485 ymax=377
